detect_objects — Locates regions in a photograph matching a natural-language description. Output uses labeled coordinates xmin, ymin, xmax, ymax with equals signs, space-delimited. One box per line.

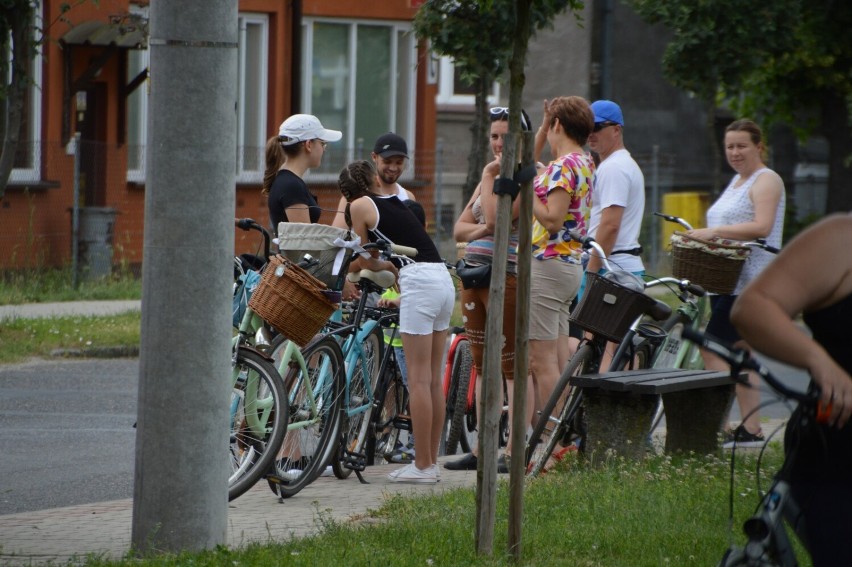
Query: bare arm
xmin=690 ymin=171 xmax=783 ymax=241
xmin=284 ymin=205 xmax=312 ymax=224
xmin=533 ymin=187 xmax=571 ymax=235
xmin=454 ymin=186 xmax=490 ymax=242
xmin=586 ymin=205 xmax=624 ymax=273
xmin=731 ymin=214 xmax=852 ymax=428
xmin=331 ymin=195 xmax=348 ymax=229
xmin=533 ymin=99 xmax=552 ymax=164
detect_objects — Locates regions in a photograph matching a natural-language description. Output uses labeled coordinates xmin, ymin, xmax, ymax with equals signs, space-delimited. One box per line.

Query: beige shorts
xmin=528 ymin=258 xmax=582 ymax=341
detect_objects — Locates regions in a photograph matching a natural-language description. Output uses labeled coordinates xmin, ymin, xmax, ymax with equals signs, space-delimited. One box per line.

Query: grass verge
xmin=0 ymin=268 xmax=141 ymax=305
xmin=0 ymin=312 xmax=141 ymax=364
xmin=81 ymin=448 xmax=810 ymax=567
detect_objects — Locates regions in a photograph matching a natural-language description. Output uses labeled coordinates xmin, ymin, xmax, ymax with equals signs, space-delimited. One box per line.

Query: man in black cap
xmin=333 ymin=132 xmax=416 ymax=227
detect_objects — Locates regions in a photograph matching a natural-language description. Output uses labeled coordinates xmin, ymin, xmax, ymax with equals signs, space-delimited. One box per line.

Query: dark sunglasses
xmin=593 ymin=121 xmax=618 ymax=133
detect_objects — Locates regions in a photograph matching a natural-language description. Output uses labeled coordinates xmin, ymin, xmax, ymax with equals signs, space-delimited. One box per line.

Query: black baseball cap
xmin=373 ymin=132 xmax=408 ymax=158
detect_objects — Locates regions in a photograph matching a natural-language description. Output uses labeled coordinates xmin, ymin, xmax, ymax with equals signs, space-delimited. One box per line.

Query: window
xmin=126 ymin=47 xmax=148 ymax=182
xmin=126 ymin=12 xmax=268 ymax=183
xmin=236 ymin=14 xmax=268 ymax=183
xmin=301 ymin=18 xmax=417 ymax=176
xmin=436 ymin=56 xmax=500 ymax=106
xmin=5 ymin=2 xmax=43 ymax=183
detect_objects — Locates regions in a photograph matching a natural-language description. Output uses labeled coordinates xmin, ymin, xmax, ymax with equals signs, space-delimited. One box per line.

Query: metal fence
xmin=2 ymin=138 xmax=700 ymax=282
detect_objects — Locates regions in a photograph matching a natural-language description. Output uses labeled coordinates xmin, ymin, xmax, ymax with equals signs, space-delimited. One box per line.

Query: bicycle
xmin=232 ymin=220 xmax=350 ymax=499
xmin=360 ymin=304 xmax=413 ymax=466
xmin=228 ymin=218 xmax=300 ymax=501
xmin=683 ymin=328 xmax=829 ymax=567
xmin=525 ymin=231 xmax=675 ymax=476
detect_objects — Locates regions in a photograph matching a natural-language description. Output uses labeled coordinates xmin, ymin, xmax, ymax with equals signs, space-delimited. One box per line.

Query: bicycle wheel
xmin=444 ymin=338 xmax=474 ymax=455
xmin=268 ymin=335 xmax=345 ymax=499
xmin=367 ymin=356 xmax=410 ymax=464
xmin=228 ymin=347 xmax=288 ymax=501
xmin=332 ymin=326 xmax=384 ymax=479
xmin=526 ymin=343 xmax=596 ymax=477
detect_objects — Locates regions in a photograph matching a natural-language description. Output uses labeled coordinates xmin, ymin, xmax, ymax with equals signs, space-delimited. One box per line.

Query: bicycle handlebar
xmin=681 ymin=328 xmax=825 ymax=417
xmin=567 ymin=229 xmax=612 ymax=272
xmin=235 ymin=218 xmax=272 ymax=263
xmin=653 ymin=211 xmax=693 ymax=231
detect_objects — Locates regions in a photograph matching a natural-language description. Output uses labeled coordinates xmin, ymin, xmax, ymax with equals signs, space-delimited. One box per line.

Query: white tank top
xmin=706 ymin=167 xmax=785 ymax=295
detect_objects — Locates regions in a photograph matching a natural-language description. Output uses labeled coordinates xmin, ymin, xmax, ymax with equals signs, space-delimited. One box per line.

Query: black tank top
xmin=369 ymin=195 xmax=443 ymax=263
xmin=787 ymin=293 xmax=852 ymax=482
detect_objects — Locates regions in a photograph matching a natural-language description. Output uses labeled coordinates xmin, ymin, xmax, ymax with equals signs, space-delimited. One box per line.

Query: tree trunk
xmin=463 ymin=76 xmax=492 ymax=204
xmin=0 ymin=5 xmax=34 ymax=200
xmin=822 ymin=92 xmax=852 ymax=213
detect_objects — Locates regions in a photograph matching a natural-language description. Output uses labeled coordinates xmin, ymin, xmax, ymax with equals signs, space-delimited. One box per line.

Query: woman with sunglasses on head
xmin=445 ymin=107 xmax=533 ymax=473
xmin=528 ymin=96 xmax=596 ymax=450
xmin=263 ymin=114 xmax=342 ymax=234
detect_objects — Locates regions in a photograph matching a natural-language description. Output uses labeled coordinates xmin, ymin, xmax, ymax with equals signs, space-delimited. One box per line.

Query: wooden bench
xmin=569 ymin=368 xmax=739 ymax=460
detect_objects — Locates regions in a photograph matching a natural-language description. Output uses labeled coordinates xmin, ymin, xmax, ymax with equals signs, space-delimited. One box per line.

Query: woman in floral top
xmin=528 ymin=96 xmax=596 ymax=426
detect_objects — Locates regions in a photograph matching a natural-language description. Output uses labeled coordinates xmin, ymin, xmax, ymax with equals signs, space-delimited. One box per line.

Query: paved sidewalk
xmin=0 ymin=459 xmax=478 ymax=566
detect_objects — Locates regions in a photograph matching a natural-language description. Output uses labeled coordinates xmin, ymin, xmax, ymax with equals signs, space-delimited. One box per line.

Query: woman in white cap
xmin=263 ymin=114 xmax=342 ymax=233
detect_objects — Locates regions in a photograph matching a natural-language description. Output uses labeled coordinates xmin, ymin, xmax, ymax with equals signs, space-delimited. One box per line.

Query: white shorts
xmin=398 ymin=262 xmax=455 ymax=335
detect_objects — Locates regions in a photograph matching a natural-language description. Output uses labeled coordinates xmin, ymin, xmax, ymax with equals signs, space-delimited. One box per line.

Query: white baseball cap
xmin=278 ymin=114 xmax=343 ymax=146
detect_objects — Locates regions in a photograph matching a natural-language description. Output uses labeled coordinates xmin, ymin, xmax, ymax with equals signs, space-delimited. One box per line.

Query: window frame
xmin=7 ymin=1 xmax=43 ymax=184
xmin=435 ymin=56 xmax=500 ymax=107
xmin=126 ymin=11 xmax=269 ymax=184
xmin=300 ymin=17 xmax=417 ymax=182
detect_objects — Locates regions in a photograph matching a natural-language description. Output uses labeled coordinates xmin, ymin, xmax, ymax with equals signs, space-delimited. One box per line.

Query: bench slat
xmin=569 ymin=368 xmax=737 ymax=393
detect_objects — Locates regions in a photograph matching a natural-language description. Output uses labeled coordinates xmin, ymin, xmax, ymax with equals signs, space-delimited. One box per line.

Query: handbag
xmin=455 ymin=259 xmax=492 ymax=290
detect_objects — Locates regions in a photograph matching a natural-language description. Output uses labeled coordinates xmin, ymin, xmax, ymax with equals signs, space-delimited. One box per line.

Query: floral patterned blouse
xmin=531 ymin=152 xmax=595 ymax=263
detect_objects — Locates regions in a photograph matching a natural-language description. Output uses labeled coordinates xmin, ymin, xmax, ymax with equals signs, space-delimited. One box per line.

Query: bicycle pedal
xmin=343 ymin=450 xmax=367 ymax=472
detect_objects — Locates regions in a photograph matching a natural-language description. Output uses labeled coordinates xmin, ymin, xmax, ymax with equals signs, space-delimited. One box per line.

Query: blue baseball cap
xmin=591 ymin=100 xmax=624 ymax=126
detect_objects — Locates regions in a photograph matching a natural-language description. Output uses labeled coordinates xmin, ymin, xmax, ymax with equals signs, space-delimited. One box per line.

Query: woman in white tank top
xmin=688 ymin=119 xmax=785 ymax=444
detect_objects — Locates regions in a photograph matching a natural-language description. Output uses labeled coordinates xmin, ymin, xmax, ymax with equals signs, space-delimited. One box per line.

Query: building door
xmin=79 ymin=83 xmax=108 ymax=207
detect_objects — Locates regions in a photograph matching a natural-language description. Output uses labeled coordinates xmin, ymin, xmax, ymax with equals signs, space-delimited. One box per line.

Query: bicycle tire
xmin=439 ymin=344 xmax=463 ymax=456
xmin=268 ymin=335 xmax=345 ymax=499
xmin=445 ymin=338 xmax=474 ymax=455
xmin=367 ymin=356 xmax=410 ymax=464
xmin=526 ymin=344 xmax=596 ymax=476
xmin=228 ymin=347 xmax=288 ymax=501
xmin=332 ymin=326 xmax=384 ymax=479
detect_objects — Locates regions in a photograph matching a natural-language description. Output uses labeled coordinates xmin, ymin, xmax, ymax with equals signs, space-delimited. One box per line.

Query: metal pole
xmin=435 ymin=138 xmax=444 ymax=251
xmin=71 ymin=132 xmax=81 ymax=289
xmin=651 ymin=144 xmax=660 ymax=271
xmin=132 ymin=0 xmax=237 ymax=555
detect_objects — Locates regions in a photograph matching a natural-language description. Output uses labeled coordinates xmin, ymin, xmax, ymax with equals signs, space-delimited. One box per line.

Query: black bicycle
xmin=682 ymin=328 xmax=831 ymax=567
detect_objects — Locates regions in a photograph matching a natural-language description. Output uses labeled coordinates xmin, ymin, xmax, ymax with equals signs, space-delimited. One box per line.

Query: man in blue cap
xmin=565 ymin=100 xmax=647 ymax=365
xmin=585 ymin=100 xmax=645 ymax=278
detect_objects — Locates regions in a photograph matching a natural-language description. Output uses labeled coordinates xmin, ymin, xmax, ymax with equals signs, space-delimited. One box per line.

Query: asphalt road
xmin=0 ymin=359 xmax=138 ymax=515
xmin=0 ymin=355 xmax=810 ymax=516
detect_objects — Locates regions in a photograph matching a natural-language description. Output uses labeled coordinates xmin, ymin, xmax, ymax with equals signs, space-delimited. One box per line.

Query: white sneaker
xmin=282 ymin=469 xmax=303 ymax=481
xmin=387 ymin=463 xmax=438 ymax=484
xmin=432 ymin=464 xmax=441 ymax=481
xmin=320 ymin=465 xmax=334 ymax=477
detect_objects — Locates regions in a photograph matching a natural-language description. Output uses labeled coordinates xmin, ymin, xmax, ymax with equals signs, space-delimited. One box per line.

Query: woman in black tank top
xmin=731 ymin=213 xmax=852 ymax=566
xmin=339 ymin=161 xmax=455 ymax=485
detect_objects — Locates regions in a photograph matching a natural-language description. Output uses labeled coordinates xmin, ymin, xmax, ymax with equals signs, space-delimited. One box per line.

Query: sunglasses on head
xmin=593 ymin=121 xmax=618 ymax=132
xmin=489 ymin=107 xmax=532 ymax=131
xmin=490 ymin=107 xmax=509 ymax=120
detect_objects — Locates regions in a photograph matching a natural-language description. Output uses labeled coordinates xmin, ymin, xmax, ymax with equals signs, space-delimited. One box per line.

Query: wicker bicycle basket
xmin=248 ymin=255 xmax=337 ymax=346
xmin=670 ymin=232 xmax=750 ymax=295
xmin=569 ymin=271 xmax=656 ymax=343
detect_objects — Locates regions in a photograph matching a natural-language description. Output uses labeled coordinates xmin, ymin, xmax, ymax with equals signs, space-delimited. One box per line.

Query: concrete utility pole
xmin=132 ymin=0 xmax=237 ymax=555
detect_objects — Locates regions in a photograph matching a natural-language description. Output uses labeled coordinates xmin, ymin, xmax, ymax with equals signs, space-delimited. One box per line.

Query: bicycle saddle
xmin=347 ymin=269 xmax=397 ymax=289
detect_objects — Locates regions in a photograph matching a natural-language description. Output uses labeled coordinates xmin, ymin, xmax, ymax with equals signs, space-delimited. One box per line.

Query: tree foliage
xmin=627 ymin=0 xmax=852 ymax=211
xmin=413 ymin=0 xmax=583 ymax=202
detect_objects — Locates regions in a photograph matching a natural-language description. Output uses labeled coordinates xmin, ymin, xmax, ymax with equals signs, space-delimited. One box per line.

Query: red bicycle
xmin=440 ymin=326 xmax=509 ymax=455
